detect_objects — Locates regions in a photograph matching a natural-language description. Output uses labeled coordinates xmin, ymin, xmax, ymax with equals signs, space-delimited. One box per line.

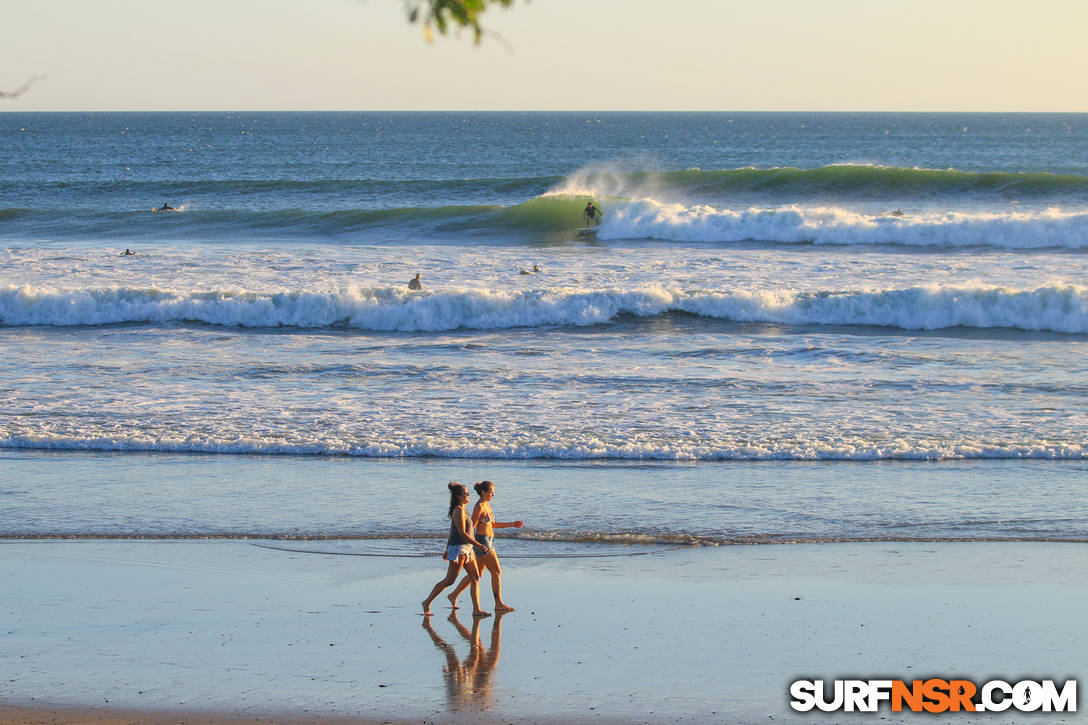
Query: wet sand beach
xmin=0 ymin=704 xmax=402 ymax=725
xmin=3 ymin=539 xmax=1086 ymax=724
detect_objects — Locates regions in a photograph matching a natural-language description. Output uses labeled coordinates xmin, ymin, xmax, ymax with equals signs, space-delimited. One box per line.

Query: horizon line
xmin=4 ymin=109 xmax=1088 ymax=114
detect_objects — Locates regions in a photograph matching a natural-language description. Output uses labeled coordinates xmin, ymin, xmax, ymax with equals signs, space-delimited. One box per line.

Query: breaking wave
xmin=595 ymin=200 xmax=1088 ymax=249
xmin=7 ymin=165 xmax=1088 ymax=247
xmin=3 ymin=282 xmax=1087 ymax=334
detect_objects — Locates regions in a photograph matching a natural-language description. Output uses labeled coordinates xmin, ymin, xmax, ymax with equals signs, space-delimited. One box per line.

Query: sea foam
xmin=595 ymin=199 xmax=1088 ymax=249
xmin=1 ymin=430 xmax=1085 ymax=462
xmin=3 ymin=282 xmax=1087 ymax=333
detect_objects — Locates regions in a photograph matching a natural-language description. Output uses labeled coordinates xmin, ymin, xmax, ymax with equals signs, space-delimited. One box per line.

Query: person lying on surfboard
xmin=155 ymin=202 xmax=175 ymax=211
xmin=582 ymin=201 xmax=601 ymax=226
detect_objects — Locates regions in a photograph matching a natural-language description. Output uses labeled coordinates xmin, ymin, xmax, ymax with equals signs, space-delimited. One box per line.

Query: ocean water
xmin=3 ymin=112 xmax=1088 ymax=544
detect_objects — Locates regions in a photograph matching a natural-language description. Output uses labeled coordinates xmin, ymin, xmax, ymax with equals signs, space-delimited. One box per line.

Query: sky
xmin=2 ymin=0 xmax=1087 ymax=112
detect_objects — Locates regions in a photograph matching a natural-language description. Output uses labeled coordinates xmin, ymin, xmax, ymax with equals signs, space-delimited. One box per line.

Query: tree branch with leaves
xmin=404 ymin=0 xmax=520 ymax=43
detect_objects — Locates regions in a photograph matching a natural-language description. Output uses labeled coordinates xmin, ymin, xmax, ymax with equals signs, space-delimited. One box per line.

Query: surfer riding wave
xmin=582 ymin=200 xmax=601 ymax=227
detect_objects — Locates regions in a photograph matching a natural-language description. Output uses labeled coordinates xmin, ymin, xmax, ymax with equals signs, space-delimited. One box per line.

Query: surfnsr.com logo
xmin=790 ymin=679 xmax=1077 ymax=713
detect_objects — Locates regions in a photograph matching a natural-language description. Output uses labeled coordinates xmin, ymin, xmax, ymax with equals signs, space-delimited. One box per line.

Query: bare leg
xmin=422 ymin=559 xmax=463 ymax=615
xmin=481 ymin=550 xmax=514 ymax=611
xmin=466 ymin=557 xmax=491 ymax=618
xmin=448 ymin=572 xmax=472 ymax=609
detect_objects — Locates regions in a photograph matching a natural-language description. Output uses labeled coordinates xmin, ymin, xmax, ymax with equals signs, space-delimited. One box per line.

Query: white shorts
xmin=446 ymin=544 xmax=474 ymax=562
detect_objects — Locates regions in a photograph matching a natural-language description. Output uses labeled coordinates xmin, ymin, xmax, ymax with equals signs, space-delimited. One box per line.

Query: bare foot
xmin=473 ymin=610 xmax=493 ymax=618
xmin=447 ymin=593 xmax=459 ymax=609
xmin=494 ymin=603 xmax=515 ymax=612
xmin=422 ymin=600 xmax=433 ymax=616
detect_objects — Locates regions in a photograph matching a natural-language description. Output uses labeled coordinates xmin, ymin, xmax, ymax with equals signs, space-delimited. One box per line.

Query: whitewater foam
xmin=595 ymin=199 xmax=1088 ymax=249
xmin=4 ymin=282 xmax=1086 ymax=334
xmin=1 ymin=430 xmax=1085 ymax=461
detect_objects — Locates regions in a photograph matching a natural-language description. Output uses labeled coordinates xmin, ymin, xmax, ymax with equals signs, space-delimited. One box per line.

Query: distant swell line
xmin=14 ymin=165 xmax=1088 ymax=200
xmin=3 ymin=283 xmax=1087 ymax=334
xmin=30 ymin=175 xmax=561 ymax=196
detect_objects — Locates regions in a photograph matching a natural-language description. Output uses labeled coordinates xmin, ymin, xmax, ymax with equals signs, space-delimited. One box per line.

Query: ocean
xmin=3 ymin=111 xmax=1088 ymax=547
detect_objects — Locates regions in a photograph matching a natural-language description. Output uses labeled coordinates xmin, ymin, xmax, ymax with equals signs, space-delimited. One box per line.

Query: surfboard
xmin=575 ymin=226 xmax=598 ymax=238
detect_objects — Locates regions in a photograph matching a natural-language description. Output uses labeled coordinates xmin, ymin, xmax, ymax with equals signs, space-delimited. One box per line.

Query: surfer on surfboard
xmin=153 ymin=202 xmax=175 ymax=212
xmin=582 ymin=200 xmax=601 ymax=227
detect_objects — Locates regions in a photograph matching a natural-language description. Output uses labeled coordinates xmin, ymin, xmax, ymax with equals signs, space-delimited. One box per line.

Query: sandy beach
xmin=3 ymin=539 xmax=1086 ymax=724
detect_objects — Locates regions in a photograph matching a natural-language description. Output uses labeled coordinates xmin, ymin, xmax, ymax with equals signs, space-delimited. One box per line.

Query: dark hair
xmin=447 ymin=481 xmax=468 ymax=518
xmin=474 ymin=480 xmax=494 ymax=496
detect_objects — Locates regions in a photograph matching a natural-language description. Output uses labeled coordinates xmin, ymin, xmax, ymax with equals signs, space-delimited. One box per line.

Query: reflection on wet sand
xmin=422 ymin=610 xmax=505 ymax=712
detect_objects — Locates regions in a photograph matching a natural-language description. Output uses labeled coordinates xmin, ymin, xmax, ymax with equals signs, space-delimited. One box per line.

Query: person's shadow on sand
xmin=422 ymin=609 xmax=505 ymax=712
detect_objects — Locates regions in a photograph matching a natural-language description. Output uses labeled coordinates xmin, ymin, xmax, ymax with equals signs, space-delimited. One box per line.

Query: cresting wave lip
xmin=3 ymin=282 xmax=1087 ymax=333
xmin=548 ymin=164 xmax=1088 ymax=200
xmin=1 ymin=434 xmax=1086 ymax=462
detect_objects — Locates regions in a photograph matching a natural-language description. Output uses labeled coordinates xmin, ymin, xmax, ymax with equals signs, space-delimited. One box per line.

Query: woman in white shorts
xmin=422 ymin=482 xmax=491 ymax=618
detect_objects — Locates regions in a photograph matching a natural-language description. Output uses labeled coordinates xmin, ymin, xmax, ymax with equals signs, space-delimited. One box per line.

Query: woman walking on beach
xmin=448 ymin=480 xmax=524 ymax=612
xmin=423 ymin=482 xmax=491 ymax=618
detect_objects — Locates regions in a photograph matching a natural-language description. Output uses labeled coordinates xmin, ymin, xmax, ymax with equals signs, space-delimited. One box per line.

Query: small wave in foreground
xmin=2 ymin=432 xmax=1085 ymax=462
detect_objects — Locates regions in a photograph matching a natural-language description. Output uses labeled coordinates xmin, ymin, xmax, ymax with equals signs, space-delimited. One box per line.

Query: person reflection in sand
xmin=421 ymin=610 xmax=505 ymax=713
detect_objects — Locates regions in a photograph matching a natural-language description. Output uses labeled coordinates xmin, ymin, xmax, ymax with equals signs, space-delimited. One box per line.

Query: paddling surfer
xmin=408 ymin=272 xmax=423 ymax=290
